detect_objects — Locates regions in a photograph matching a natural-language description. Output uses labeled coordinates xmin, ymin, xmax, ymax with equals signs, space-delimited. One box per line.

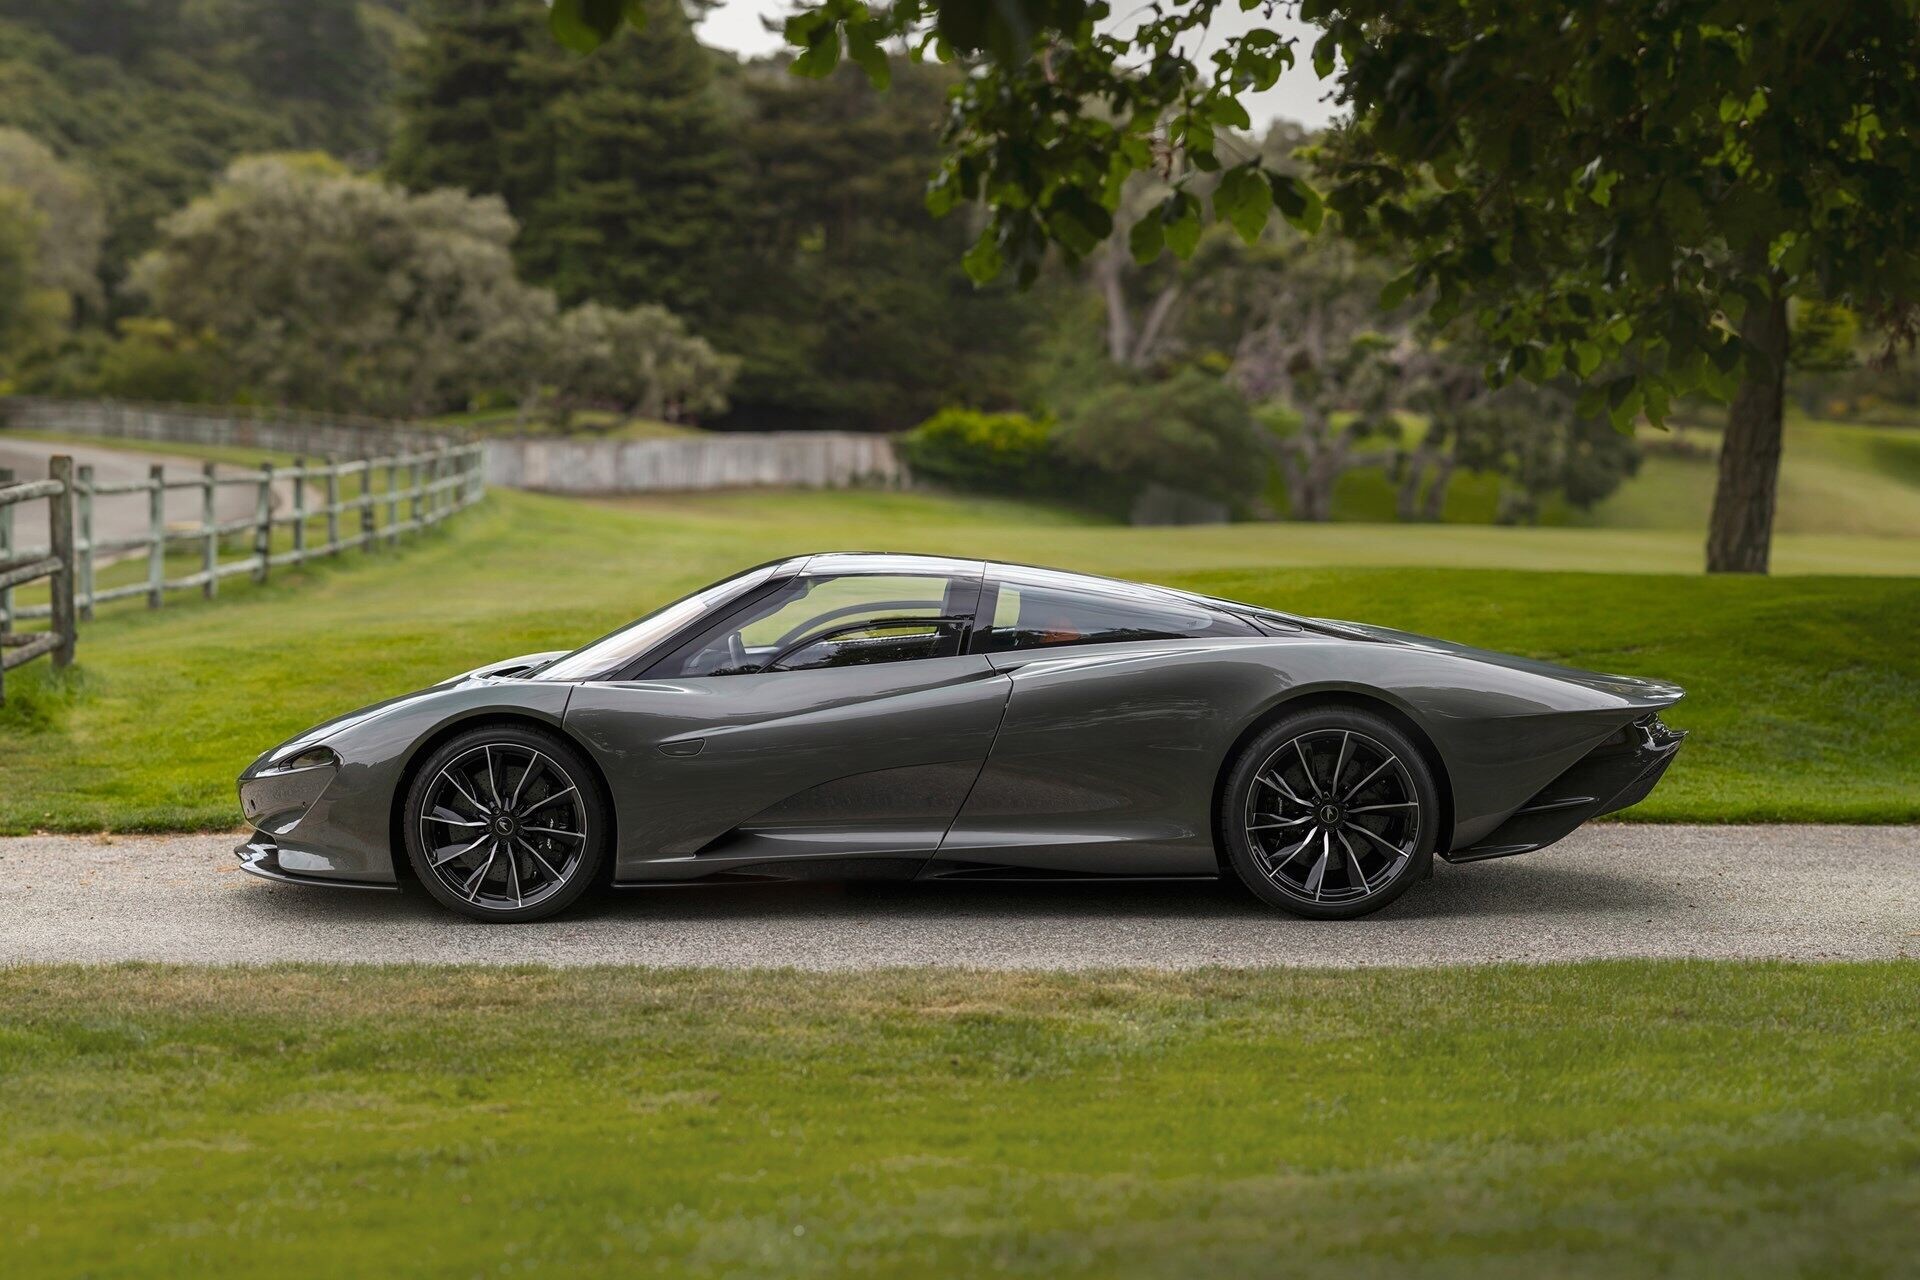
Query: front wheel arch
xmin=1209 ymin=689 xmax=1454 ymax=871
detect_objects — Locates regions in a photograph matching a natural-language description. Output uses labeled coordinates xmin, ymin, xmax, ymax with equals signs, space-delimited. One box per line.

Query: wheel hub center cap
xmin=493 ymin=814 xmax=517 ymax=836
xmin=1318 ymin=803 xmax=1342 ymax=826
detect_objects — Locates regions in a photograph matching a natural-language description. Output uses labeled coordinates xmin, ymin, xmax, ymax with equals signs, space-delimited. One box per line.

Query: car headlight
xmin=270 ymin=746 xmax=340 ymax=773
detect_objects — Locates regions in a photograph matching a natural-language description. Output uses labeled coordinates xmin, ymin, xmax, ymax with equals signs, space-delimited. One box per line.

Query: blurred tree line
xmin=0 ymin=0 xmax=1896 ymax=524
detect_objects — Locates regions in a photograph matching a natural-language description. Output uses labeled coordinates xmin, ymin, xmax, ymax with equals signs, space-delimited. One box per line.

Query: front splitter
xmin=235 ymin=837 xmax=400 ymax=892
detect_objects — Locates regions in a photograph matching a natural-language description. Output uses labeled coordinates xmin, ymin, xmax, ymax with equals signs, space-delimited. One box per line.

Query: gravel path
xmin=1 ymin=825 xmax=1914 ymax=969
xmin=0 ymin=437 xmax=294 ymax=556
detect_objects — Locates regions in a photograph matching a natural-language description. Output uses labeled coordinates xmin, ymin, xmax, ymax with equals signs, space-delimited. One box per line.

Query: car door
xmin=565 ymin=558 xmax=1010 ymax=881
xmin=929 ymin=566 xmax=1268 ymax=878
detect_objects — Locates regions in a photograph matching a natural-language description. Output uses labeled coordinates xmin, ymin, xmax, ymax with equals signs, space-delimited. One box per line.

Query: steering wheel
xmin=770 ymin=598 xmax=939 ymax=650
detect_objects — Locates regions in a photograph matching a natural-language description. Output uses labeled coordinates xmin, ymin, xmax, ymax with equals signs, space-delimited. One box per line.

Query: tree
xmin=0 ymin=187 xmax=40 ymax=358
xmin=390 ymin=0 xmax=737 ymax=318
xmin=0 ymin=1 xmax=397 ymax=284
xmin=0 ymin=127 xmax=105 ymax=320
xmin=127 ymin=153 xmax=561 ymax=416
xmin=714 ymin=58 xmax=1043 ymax=430
xmin=544 ymin=301 xmax=738 ymax=426
xmin=548 ymin=0 xmax=1920 ymax=572
xmin=1053 ymin=367 xmax=1265 ymax=510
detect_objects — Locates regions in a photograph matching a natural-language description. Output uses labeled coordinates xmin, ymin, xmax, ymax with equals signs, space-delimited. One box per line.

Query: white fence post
xmin=324 ymin=456 xmax=340 ymax=556
xmin=147 ymin=464 xmax=165 ymax=609
xmin=76 ymin=463 xmax=95 ymax=621
xmin=253 ymin=461 xmax=272 ymax=583
xmin=291 ymin=457 xmax=307 ymax=565
xmin=359 ymin=457 xmax=376 ymax=551
xmin=48 ymin=456 xmax=75 ymax=666
xmin=201 ymin=461 xmax=218 ymax=600
xmin=386 ymin=459 xmax=400 ymax=548
xmin=0 ymin=466 xmax=13 ymax=638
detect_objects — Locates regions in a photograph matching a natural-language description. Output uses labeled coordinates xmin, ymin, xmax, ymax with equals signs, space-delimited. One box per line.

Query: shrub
xmin=897 ymin=409 xmax=1080 ymax=496
xmin=1053 ymin=370 xmax=1266 ymax=508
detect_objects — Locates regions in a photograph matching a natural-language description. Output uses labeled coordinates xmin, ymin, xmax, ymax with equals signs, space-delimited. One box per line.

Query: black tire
xmin=1218 ymin=705 xmax=1438 ymax=920
xmin=402 ymin=723 xmax=608 ymax=922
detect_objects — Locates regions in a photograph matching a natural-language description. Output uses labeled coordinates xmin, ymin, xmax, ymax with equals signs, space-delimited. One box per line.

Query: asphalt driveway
xmin=2 ymin=823 xmax=1914 ymax=968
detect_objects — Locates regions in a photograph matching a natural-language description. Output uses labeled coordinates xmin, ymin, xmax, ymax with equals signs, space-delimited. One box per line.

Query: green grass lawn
xmin=1 ymin=487 xmax=1916 ymax=831
xmin=2 ymin=961 xmax=1915 ymax=1279
xmin=1290 ymin=413 xmax=1920 ymax=536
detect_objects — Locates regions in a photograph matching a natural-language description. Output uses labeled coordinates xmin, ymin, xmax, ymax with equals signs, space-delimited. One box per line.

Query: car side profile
xmin=237 ymin=553 xmax=1686 ymax=922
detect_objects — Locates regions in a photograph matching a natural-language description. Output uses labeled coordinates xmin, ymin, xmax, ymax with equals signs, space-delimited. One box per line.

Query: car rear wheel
xmin=1219 ymin=706 xmax=1438 ymax=920
xmin=402 ymin=724 xmax=608 ymax=922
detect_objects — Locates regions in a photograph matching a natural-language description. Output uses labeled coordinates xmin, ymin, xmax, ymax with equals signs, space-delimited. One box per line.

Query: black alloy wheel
xmin=402 ymin=724 xmax=608 ymax=921
xmin=1220 ymin=706 xmax=1438 ymax=919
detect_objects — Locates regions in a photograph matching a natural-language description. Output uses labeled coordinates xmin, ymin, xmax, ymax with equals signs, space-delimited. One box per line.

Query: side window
xmin=649 ymin=574 xmax=976 ymax=677
xmin=981 ymin=575 xmax=1255 ymax=653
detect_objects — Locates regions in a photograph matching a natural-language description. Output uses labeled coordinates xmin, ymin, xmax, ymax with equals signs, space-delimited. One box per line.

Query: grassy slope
xmin=1 ymin=487 xmax=1916 ymax=830
xmin=3 ymin=962 xmax=1916 ymax=1279
xmin=1315 ymin=415 xmax=1920 ymax=535
xmin=1577 ymin=419 xmax=1920 ymax=538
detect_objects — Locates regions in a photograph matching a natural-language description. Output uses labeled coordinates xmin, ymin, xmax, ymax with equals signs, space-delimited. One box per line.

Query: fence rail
xmin=0 ymin=443 xmax=485 ymax=704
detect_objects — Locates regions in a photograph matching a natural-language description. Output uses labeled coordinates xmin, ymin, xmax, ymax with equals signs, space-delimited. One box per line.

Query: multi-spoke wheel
xmin=1219 ymin=706 xmax=1438 ymax=919
xmin=401 ymin=725 xmax=607 ymax=922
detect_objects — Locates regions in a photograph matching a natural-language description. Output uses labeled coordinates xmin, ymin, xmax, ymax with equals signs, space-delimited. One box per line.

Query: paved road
xmin=2 ymin=825 xmax=1914 ymax=968
xmin=0 ymin=437 xmax=292 ymax=555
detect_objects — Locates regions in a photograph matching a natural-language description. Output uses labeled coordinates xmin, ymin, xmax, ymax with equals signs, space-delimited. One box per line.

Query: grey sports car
xmin=237 ymin=553 xmax=1686 ymax=922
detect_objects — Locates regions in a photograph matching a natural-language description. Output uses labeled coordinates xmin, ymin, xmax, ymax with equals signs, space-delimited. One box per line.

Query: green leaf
xmin=783 ymin=9 xmax=831 ymax=44
xmin=1047 ymin=188 xmax=1113 ymax=257
xmin=847 ymin=28 xmax=890 ymax=89
xmin=549 ymin=0 xmax=626 ymax=53
xmin=962 ymin=230 xmax=1003 ymax=284
xmin=1129 ymin=213 xmax=1165 ymax=264
xmin=792 ymin=24 xmax=842 ymax=78
xmin=1606 ymin=382 xmax=1643 ymax=431
xmin=1573 ymin=341 xmax=1603 ymax=377
xmin=1162 ymin=194 xmax=1202 ymax=259
xmin=1379 ymin=267 xmax=1419 ymax=309
xmin=1213 ymin=164 xmax=1271 ymax=244
xmin=1269 ymin=173 xmax=1323 ymax=233
xmin=1538 ymin=343 xmax=1565 ymax=380
xmin=924 ymin=170 xmax=958 ymax=219
xmin=1643 ymin=381 xmax=1671 ymax=426
xmin=1211 ymin=97 xmax=1252 ymax=131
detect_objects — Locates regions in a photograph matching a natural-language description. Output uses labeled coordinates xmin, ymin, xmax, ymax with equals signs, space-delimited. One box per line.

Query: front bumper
xmin=235 ymin=836 xmax=400 ymax=891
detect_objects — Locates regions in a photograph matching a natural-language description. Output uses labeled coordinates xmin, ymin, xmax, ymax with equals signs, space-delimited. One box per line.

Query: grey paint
xmin=237 ymin=553 xmax=1684 ymax=889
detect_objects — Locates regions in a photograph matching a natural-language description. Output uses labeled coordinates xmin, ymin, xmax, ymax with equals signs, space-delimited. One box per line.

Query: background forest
xmin=0 ymin=0 xmax=1911 ymax=527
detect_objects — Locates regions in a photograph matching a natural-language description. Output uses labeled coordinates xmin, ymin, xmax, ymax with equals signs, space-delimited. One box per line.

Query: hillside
xmin=0 ymin=0 xmax=413 ymax=286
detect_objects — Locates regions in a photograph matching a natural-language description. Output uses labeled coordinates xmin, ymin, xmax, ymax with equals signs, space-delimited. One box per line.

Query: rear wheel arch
xmin=1209 ymin=688 xmax=1455 ymax=869
xmin=387 ymin=711 xmax=619 ymax=887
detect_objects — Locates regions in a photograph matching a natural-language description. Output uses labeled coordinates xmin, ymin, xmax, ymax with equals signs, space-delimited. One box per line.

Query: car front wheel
xmin=402 ymin=724 xmax=607 ymax=922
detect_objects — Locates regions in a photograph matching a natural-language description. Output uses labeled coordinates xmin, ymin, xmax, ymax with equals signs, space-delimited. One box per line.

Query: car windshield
xmin=531 ymin=562 xmax=786 ymax=682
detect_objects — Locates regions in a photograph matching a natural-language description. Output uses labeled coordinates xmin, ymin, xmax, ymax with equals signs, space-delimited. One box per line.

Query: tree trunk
xmin=1706 ymin=281 xmax=1789 ymax=574
xmin=1394 ymin=450 xmax=1425 ymax=521
xmin=1420 ymin=453 xmax=1456 ymax=521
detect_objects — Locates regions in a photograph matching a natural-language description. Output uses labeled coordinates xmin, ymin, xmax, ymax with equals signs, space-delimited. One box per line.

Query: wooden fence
xmin=0 ymin=456 xmax=75 ymax=703
xmin=3 ymin=395 xmax=445 ymax=458
xmin=0 ymin=444 xmax=485 ymax=705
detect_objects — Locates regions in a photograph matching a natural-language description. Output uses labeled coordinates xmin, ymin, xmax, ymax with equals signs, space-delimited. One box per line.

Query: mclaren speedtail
xmin=237 ymin=553 xmax=1686 ymax=921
